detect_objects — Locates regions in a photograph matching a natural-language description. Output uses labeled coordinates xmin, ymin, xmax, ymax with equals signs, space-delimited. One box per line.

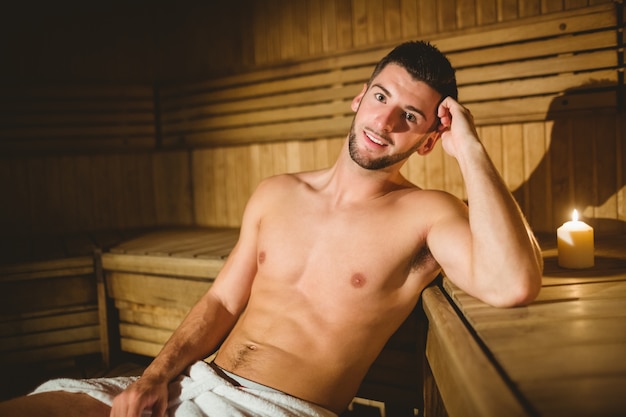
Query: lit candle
xmin=557 ymin=209 xmax=594 ymax=269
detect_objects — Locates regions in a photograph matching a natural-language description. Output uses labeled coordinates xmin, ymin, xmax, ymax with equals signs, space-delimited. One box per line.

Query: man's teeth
xmin=366 ymin=133 xmax=385 ymax=146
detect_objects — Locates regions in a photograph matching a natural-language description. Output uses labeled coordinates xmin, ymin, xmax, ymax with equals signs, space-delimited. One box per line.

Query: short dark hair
xmin=369 ymin=41 xmax=458 ymax=100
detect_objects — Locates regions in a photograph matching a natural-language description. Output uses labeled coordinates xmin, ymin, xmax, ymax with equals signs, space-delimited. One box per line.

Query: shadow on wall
xmin=511 ymin=81 xmax=625 ymax=235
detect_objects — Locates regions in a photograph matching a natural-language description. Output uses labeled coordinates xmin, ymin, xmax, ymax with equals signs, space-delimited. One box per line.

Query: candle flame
xmin=572 ymin=209 xmax=579 ymax=222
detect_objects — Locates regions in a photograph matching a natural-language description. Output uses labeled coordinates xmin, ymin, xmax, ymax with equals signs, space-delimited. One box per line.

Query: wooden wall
xmin=189 ymin=0 xmax=625 ymax=234
xmin=0 ymin=0 xmax=623 ymax=242
xmin=242 ymin=0 xmax=617 ymax=67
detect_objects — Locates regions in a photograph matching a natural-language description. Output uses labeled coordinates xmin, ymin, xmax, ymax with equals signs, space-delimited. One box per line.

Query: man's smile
xmin=364 ymin=130 xmax=390 ymax=147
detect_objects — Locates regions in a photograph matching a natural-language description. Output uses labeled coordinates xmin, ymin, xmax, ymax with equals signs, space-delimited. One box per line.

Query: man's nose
xmin=374 ymin=107 xmax=397 ymax=132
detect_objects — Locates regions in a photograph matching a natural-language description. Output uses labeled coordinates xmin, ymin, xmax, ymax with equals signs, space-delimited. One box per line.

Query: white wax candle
xmin=557 ymin=209 xmax=594 ymax=269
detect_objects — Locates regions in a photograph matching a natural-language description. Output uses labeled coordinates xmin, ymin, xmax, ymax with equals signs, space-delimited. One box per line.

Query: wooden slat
xmin=159 ymin=4 xmax=620 ymax=148
xmin=460 ymin=69 xmax=618 ymax=103
xmin=0 ymin=340 xmax=101 ymax=364
xmin=0 ymin=275 xmax=97 ymax=316
xmin=159 ymin=3 xmax=616 ymax=95
xmin=0 ymin=256 xmax=93 ymax=278
xmin=520 ymin=376 xmax=626 ymax=417
xmin=102 ymin=253 xmax=225 ymax=279
xmin=160 ymin=85 xmax=357 ymax=123
xmin=106 ymin=272 xmax=211 ymax=309
xmin=0 ymin=325 xmax=100 ymax=352
xmin=0 ymin=307 xmax=98 ymax=337
xmin=448 ymin=28 xmax=617 ymax=68
xmin=119 ymin=323 xmax=172 ymax=346
xmin=120 ymin=338 xmax=163 ymax=358
xmin=422 ymin=285 xmax=528 ymax=417
xmin=116 ymin=300 xmax=186 ymax=331
xmin=458 ymin=50 xmax=618 ymax=86
xmin=162 ymin=100 xmax=351 ymax=134
xmin=165 ymin=115 xmax=354 ymax=147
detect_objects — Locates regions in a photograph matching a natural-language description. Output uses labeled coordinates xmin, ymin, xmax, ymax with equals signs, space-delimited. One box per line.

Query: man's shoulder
xmin=257 ymin=170 xmax=327 ymax=192
xmin=400 ymin=186 xmax=464 ymax=205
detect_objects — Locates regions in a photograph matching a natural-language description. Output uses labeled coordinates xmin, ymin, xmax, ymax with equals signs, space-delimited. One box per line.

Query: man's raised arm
xmin=427 ymin=97 xmax=543 ymax=307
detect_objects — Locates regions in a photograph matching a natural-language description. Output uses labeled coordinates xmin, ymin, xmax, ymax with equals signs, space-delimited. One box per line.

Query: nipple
xmin=351 ymin=273 xmax=367 ymax=288
xmin=258 ymin=251 xmax=266 ymax=264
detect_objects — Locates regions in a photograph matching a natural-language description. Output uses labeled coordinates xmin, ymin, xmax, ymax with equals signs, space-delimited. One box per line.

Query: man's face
xmin=348 ymin=63 xmax=442 ymax=170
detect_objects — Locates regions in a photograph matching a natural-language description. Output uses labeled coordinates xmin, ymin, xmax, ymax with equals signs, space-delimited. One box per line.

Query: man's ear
xmin=351 ymin=83 xmax=368 ymax=112
xmin=416 ymin=132 xmax=440 ymax=156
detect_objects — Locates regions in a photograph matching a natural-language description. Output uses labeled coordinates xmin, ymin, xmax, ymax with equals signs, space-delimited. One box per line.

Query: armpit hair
xmin=410 ymin=244 xmax=437 ymax=272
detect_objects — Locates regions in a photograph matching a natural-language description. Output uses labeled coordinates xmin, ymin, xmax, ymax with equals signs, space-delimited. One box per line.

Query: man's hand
xmin=110 ymin=376 xmax=169 ymax=417
xmin=436 ymin=96 xmax=480 ymax=159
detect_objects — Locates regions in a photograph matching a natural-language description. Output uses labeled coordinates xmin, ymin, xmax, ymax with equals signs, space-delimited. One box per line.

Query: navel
xmin=258 ymin=251 xmax=266 ymax=264
xmin=351 ymin=273 xmax=367 ymax=288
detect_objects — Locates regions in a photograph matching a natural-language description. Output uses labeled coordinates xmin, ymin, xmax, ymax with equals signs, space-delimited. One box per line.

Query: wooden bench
xmin=0 ymin=230 xmax=149 ymax=369
xmin=99 ymin=227 xmax=239 ymax=363
xmin=0 ymin=234 xmax=100 ymax=367
xmin=0 ymin=230 xmax=156 ymax=400
xmin=422 ymin=234 xmax=626 ymax=417
xmin=158 ymin=3 xmax=623 ymax=148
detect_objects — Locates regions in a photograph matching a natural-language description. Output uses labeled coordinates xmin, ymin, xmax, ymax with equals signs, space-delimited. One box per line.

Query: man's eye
xmin=374 ymin=93 xmax=385 ymax=102
xmin=405 ymin=112 xmax=417 ymax=122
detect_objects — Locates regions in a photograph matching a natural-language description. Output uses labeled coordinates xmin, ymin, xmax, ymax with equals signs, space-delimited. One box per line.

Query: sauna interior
xmin=1 ymin=0 xmax=624 ymax=416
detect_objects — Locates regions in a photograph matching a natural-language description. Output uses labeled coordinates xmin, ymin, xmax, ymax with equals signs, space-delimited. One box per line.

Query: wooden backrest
xmin=0 ymin=84 xmax=156 ymax=154
xmin=159 ymin=3 xmax=623 ymax=148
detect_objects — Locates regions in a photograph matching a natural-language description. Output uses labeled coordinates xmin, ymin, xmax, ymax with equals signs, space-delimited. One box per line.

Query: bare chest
xmin=255 ymin=200 xmax=435 ymax=297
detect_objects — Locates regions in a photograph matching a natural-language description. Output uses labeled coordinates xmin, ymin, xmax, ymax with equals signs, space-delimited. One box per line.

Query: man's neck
xmin=320 ymin=140 xmax=409 ymax=207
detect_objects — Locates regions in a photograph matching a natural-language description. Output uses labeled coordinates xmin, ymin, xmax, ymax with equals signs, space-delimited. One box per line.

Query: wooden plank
xmin=460 ymin=69 xmax=619 ymax=103
xmin=0 ymin=256 xmax=93 ymax=277
xmin=120 ymin=338 xmax=162 ymax=358
xmin=0 ymin=110 xmax=154 ymax=126
xmin=0 ymin=275 xmax=97 ymax=315
xmin=477 ymin=317 xmax=626 ymax=352
xmin=165 ymin=114 xmax=353 ymax=147
xmin=102 ymin=251 xmax=225 ymax=278
xmin=152 ymin=151 xmax=194 ymax=226
xmin=0 ymin=123 xmax=155 ymax=139
xmin=520 ymin=375 xmax=626 ymax=417
xmin=119 ymin=323 xmax=172 ymax=346
xmin=0 ymin=84 xmax=154 ymax=99
xmin=449 ymin=30 xmax=617 ymax=68
xmin=470 ymin=91 xmax=618 ymax=125
xmin=0 ymin=137 xmax=156 ymax=153
xmin=458 ymin=50 xmax=618 ymax=86
xmin=435 ymin=3 xmax=616 ymax=53
xmin=116 ymin=300 xmax=186 ymax=331
xmin=0 ymin=325 xmax=100 ymax=352
xmin=109 ymin=228 xmax=238 ymax=258
xmin=0 ymin=340 xmax=101 ymax=364
xmin=0 ymin=308 xmax=98 ymax=337
xmin=445 ymin=292 xmax=626 ymax=329
xmin=497 ymin=343 xmax=626 ymax=381
xmin=106 ymin=272 xmax=211 ymax=309
xmin=162 ymin=100 xmax=351 ymax=134
xmin=422 ymin=285 xmax=528 ymax=417
xmin=524 ymin=122 xmax=551 ymax=231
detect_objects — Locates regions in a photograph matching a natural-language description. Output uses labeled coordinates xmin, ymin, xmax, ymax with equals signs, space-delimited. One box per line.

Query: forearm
xmin=141 ymin=291 xmax=239 ymax=382
xmin=458 ymin=140 xmax=542 ymax=305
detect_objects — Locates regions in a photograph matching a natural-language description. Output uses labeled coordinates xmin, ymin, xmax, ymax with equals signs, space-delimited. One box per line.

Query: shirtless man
xmin=1 ymin=41 xmax=543 ymax=417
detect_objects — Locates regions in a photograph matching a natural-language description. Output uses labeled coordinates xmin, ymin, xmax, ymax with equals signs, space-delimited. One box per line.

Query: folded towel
xmin=31 ymin=361 xmax=337 ymax=417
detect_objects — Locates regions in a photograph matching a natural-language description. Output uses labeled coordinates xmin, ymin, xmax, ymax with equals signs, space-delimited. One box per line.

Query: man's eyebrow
xmin=371 ymin=83 xmax=427 ymax=120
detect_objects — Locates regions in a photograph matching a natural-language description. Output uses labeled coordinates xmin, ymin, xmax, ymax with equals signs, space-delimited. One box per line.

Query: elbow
xmin=490 ymin=270 xmax=542 ymax=308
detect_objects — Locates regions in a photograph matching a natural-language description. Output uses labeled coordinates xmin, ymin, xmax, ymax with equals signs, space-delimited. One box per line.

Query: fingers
xmin=437 ymin=97 xmax=475 ymax=130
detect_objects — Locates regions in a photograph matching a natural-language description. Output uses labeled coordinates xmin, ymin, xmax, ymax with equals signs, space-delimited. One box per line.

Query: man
xmin=0 ymin=41 xmax=543 ymax=417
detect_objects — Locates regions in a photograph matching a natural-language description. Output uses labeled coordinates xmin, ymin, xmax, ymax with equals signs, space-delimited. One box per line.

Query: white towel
xmin=31 ymin=361 xmax=337 ymax=417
